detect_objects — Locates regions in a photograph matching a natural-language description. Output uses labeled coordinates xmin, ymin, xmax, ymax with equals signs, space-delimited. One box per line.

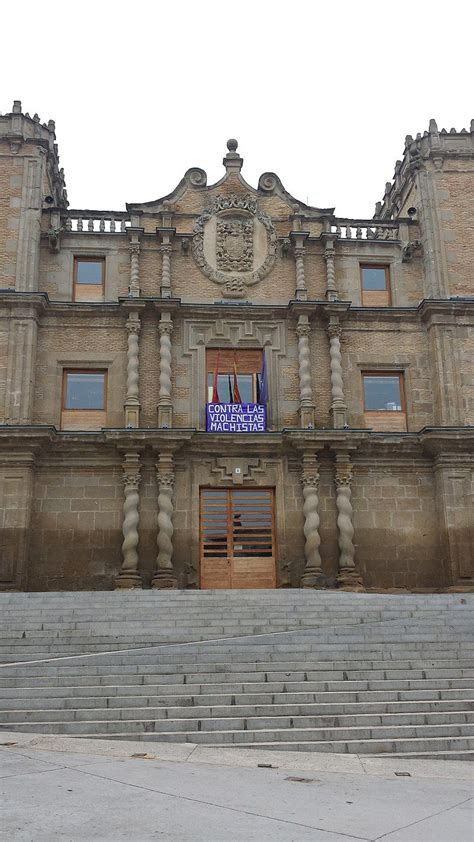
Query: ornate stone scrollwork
xmin=115 ymin=453 xmax=142 ymax=589
xmin=192 ymin=193 xmax=277 ymax=298
xmin=184 ymin=167 xmax=207 ymax=187
xmin=258 ymin=172 xmax=281 ymax=193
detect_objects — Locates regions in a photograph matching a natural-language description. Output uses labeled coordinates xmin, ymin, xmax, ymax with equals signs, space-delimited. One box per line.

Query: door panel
xmin=200 ymin=488 xmax=276 ymax=589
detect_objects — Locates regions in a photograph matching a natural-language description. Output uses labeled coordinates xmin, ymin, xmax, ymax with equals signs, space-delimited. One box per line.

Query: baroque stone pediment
xmin=192 ymin=193 xmax=277 ymax=298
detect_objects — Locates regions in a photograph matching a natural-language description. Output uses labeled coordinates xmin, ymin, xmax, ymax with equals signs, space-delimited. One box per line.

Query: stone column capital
xmin=327 ymin=322 xmax=342 ymax=340
xmin=296 ymin=322 xmax=311 ymax=338
xmin=158 ymin=319 xmax=174 ymax=336
xmin=126 ymin=314 xmax=141 ymax=335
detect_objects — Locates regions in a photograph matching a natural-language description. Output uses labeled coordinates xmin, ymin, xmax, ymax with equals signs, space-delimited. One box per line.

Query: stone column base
xmin=152 ymin=571 xmax=178 ymax=589
xmin=301 ymin=571 xmax=330 ymax=589
xmin=300 ymin=405 xmax=315 ymax=429
xmin=157 ymin=405 xmax=172 ymax=428
xmin=115 ymin=573 xmax=143 ymax=589
xmin=337 ymin=568 xmax=365 ymax=592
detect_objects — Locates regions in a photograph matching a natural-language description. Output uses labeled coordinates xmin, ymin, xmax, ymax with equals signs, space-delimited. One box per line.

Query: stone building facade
xmin=0 ymin=100 xmax=473 ymax=593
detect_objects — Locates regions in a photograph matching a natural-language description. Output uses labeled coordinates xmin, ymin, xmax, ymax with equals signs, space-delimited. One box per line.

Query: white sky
xmin=2 ymin=0 xmax=473 ymax=218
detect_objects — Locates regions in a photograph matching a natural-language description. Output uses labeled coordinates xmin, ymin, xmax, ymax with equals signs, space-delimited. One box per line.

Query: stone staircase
xmin=0 ymin=591 xmax=473 ymax=760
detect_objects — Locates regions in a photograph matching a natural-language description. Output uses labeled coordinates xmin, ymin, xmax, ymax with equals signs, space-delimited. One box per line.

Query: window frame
xmin=362 ymin=371 xmax=406 ymax=414
xmin=62 ymin=368 xmax=108 ymax=412
xmin=206 ymin=349 xmax=263 ymax=405
xmin=360 ymin=263 xmax=391 ymax=305
xmin=73 ymin=256 xmax=105 ymax=301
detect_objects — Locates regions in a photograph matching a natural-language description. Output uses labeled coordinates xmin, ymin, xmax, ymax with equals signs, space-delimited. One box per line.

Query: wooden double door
xmin=200 ymin=488 xmax=276 ymax=588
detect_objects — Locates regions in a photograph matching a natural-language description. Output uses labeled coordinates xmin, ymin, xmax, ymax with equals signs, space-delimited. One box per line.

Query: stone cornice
xmin=0 ymin=425 xmax=472 ymax=463
xmin=1 ymin=292 xmax=473 ymax=327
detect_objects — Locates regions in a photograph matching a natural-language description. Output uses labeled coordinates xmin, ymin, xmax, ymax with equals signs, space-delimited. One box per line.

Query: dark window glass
xmin=207 ymin=373 xmax=254 ymax=403
xmin=76 ymin=260 xmax=103 ymax=284
xmin=363 ymin=375 xmax=402 ymax=411
xmin=65 ymin=372 xmax=105 ymax=409
xmin=361 ymin=266 xmax=388 ymax=291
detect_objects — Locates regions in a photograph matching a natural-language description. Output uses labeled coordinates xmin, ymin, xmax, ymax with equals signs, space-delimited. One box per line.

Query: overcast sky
xmin=2 ymin=1 xmax=472 ymax=218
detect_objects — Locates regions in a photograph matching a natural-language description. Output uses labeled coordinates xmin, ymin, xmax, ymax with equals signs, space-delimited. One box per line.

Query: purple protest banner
xmin=206 ymin=403 xmax=267 ymax=433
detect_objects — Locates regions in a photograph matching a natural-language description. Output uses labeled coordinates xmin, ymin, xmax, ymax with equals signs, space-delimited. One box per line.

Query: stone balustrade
xmin=61 ymin=210 xmax=130 ymax=233
xmin=327 ymin=219 xmax=400 ymax=240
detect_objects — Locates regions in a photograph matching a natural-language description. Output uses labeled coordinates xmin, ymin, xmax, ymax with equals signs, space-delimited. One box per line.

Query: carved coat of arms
xmin=192 ymin=194 xmax=277 ymax=298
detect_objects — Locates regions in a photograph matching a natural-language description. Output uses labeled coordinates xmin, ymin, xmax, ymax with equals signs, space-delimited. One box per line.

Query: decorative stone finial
xmin=429 ymin=118 xmax=438 ymax=134
xmin=12 ymin=100 xmax=22 ymax=114
xmin=223 ymin=137 xmax=243 ymax=172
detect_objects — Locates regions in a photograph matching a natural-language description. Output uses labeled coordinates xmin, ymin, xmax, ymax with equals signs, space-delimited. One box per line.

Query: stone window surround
xmin=361 ymin=370 xmax=406 ymax=414
xmin=55 ymin=357 xmax=115 ymax=428
xmin=356 ymin=361 xmax=412 ymax=427
xmin=359 ymin=262 xmax=392 ymax=306
xmin=65 ymin=247 xmax=110 ymax=302
xmin=73 ymin=255 xmax=105 ymax=302
xmin=62 ymin=369 xmax=108 ymax=411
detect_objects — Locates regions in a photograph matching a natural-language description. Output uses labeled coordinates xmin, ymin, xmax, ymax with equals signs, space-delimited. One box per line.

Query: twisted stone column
xmin=295 ymin=248 xmax=307 ymax=300
xmin=115 ymin=453 xmax=142 ymax=589
xmin=334 ymin=454 xmax=364 ymax=591
xmin=296 ymin=316 xmax=315 ymax=428
xmin=324 ymin=239 xmax=338 ymax=301
xmin=158 ymin=315 xmax=173 ymax=428
xmin=290 ymin=231 xmax=308 ymax=300
xmin=128 ymin=243 xmax=140 ymax=297
xmin=300 ymin=456 xmax=325 ymax=588
xmin=160 ymin=243 xmax=172 ymax=298
xmin=152 ymin=455 xmax=177 ymax=588
xmin=327 ymin=322 xmax=347 ymax=428
xmin=124 ymin=314 xmax=141 ymax=428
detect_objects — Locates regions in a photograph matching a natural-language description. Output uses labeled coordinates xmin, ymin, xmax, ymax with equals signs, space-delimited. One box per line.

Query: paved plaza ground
xmin=0 ymin=733 xmax=472 ymax=841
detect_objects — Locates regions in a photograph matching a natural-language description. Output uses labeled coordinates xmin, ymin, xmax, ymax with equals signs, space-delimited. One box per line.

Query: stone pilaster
xmin=0 ymin=450 xmax=35 ymax=590
xmin=334 ymin=453 xmax=364 ymax=591
xmin=115 ymin=452 xmax=142 ymax=589
xmin=157 ymin=228 xmax=175 ymax=298
xmin=124 ymin=313 xmax=141 ymax=428
xmin=5 ymin=309 xmax=39 ymax=424
xmin=300 ymin=453 xmax=325 ymax=588
xmin=157 ymin=313 xmax=173 ymax=428
xmin=152 ymin=453 xmax=177 ymax=588
xmin=296 ymin=315 xmax=315 ymax=428
xmin=290 ymin=232 xmax=309 ymax=300
xmin=327 ymin=321 xmax=347 ymax=428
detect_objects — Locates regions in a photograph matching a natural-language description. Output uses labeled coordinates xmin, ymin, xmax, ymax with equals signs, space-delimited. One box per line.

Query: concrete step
xmin=1 ymin=591 xmax=472 ymax=758
xmin=4 ymin=719 xmax=471 ymax=741
xmin=1 ymin=705 xmax=473 ymax=728
xmin=2 ymin=695 xmax=472 ymax=715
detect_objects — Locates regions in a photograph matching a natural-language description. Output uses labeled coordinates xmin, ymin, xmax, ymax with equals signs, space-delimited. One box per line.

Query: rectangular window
xmin=360 ymin=264 xmax=391 ymax=306
xmin=206 ymin=349 xmax=263 ymax=404
xmin=73 ymin=257 xmax=105 ymax=302
xmin=362 ymin=372 xmax=407 ymax=431
xmin=61 ymin=369 xmax=107 ymax=430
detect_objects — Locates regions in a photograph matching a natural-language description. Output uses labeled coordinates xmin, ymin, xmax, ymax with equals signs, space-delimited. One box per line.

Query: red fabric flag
xmin=212 ymin=351 xmax=220 ymax=403
xmin=233 ymin=354 xmax=242 ymax=403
